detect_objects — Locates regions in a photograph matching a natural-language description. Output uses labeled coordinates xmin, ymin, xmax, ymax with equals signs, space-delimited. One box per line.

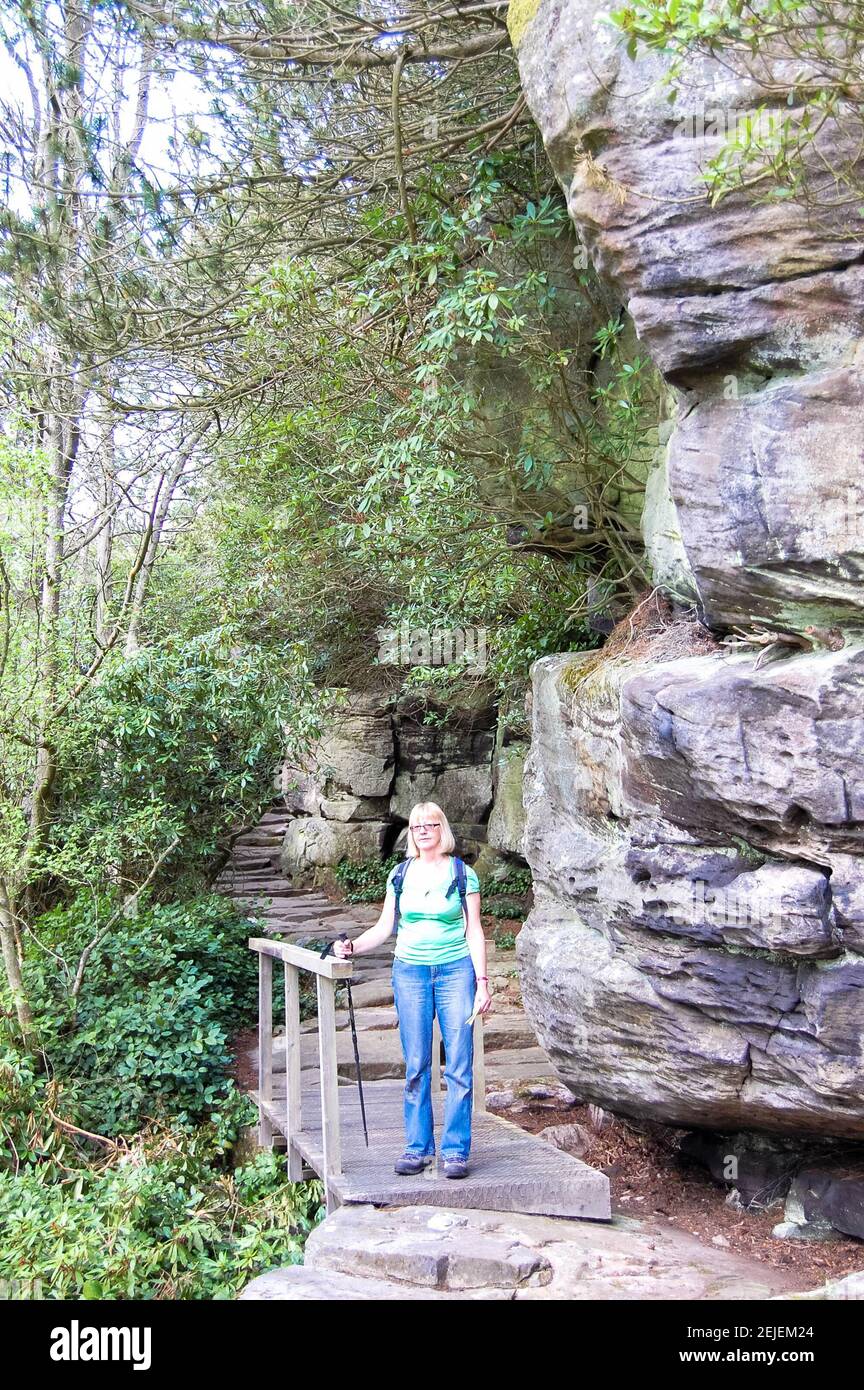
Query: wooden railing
xmin=249 ymin=936 xmax=486 ymax=1209
xmin=249 ymin=937 xmax=351 ymax=1207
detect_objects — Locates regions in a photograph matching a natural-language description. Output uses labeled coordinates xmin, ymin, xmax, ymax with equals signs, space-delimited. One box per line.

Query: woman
xmin=333 ymin=801 xmax=491 ymax=1178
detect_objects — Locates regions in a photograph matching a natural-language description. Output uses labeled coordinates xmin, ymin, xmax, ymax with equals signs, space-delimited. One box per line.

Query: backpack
xmin=390 ymin=855 xmax=469 ymax=933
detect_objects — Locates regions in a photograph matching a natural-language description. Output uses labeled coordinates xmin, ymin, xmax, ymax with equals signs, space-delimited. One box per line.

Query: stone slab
xmin=238 ymin=1265 xmax=512 ymax=1300
xmin=305 ymin=1202 xmax=554 ymax=1289
xmin=242 ymin=1200 xmax=801 ymax=1301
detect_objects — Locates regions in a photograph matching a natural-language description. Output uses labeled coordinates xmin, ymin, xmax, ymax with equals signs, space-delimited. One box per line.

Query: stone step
xmin=304 ymin=1203 xmax=553 ymax=1291
xmin=231 ymin=832 xmax=285 ymax=847
xmin=224 ymin=865 xmax=294 ymax=877
xmin=219 ymin=857 xmax=275 ymax=872
xmin=245 ymin=900 xmax=345 ymax=916
xmin=261 ymin=918 xmax=371 ymax=938
xmin=235 ymin=901 xmax=349 ymax=920
xmin=340 ymin=965 xmax=394 ymax=981
xmin=220 ymin=880 xmax=304 ymax=897
xmin=484 ymin=1045 xmax=552 ymax=1072
xmin=243 ymin=890 xmax=341 ymax=906
xmin=239 ymin=908 xmax=331 ymax=923
xmin=481 ymin=1060 xmax=559 ymax=1086
xmin=225 ymin=878 xmax=281 ymax=890
xmin=258 ymin=1033 xmax=549 ymax=1084
xmin=238 ymin=1265 xmax=511 ymax=1301
xmin=350 ymin=980 xmax=396 ymax=1008
xmin=267 ymin=891 xmax=340 ymax=906
xmin=310 ymin=1008 xmax=536 ymax=1053
xmin=301 ymin=1006 xmax=398 ymax=1034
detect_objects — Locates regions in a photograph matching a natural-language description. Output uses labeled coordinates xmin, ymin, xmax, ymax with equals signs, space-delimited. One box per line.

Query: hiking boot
xmin=443 ymin=1157 xmax=470 ymax=1179
xmin=394 ymin=1152 xmax=434 ymax=1175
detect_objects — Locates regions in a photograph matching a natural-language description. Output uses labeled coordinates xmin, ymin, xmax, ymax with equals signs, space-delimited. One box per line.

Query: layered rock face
xmin=513 ymin=0 xmax=864 ymax=631
xmin=512 ymin=0 xmax=864 ymax=1137
xmin=523 ymin=646 xmax=864 ymax=1137
xmin=279 ymin=691 xmax=527 ymax=883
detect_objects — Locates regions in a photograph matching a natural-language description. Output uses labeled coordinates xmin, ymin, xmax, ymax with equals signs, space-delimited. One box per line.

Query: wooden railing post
xmin=283 ymin=961 xmax=303 ymax=1180
xmin=316 ymin=973 xmax=342 ymax=1208
xmin=258 ymin=952 xmax=273 ymax=1148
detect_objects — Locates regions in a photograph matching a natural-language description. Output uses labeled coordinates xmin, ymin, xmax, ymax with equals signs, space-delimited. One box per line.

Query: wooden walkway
xmin=261 ymin=1075 xmax=611 ymax=1218
xmin=223 ymin=801 xmax=611 ymax=1222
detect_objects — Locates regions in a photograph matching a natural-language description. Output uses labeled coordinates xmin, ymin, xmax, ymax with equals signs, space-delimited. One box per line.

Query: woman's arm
xmin=332 ymin=890 xmax=396 ymax=958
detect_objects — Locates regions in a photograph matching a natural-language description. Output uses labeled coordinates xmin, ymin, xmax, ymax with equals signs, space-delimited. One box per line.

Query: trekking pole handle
xmin=321 ymin=932 xmax=353 ymax=960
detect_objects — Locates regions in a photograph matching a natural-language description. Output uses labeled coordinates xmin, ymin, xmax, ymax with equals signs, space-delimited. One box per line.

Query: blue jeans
xmin=391 ymin=955 xmax=476 ymax=1161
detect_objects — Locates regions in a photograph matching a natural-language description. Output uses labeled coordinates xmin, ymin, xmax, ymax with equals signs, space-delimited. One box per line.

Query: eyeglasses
xmin=411 ymin=822 xmax=441 ymax=833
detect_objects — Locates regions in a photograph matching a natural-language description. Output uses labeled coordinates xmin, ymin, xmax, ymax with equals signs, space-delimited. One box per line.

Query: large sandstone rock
xmin=487 ymin=738 xmax=528 ymax=858
xmin=667 ymin=371 xmax=864 ymax=629
xmin=390 ymin=764 xmax=492 ymax=824
xmin=390 ymin=697 xmax=495 ymax=825
xmin=518 ymin=649 xmax=864 ymax=1139
xmin=278 ymin=691 xmax=499 ymax=874
xmin=509 ymin=0 xmax=864 ymax=1144
xmin=281 ymin=692 xmax=396 ymax=808
xmin=281 ymin=817 xmax=390 ymax=883
xmin=784 ymin=1164 xmax=864 ymax=1241
xmin=511 ymin=0 xmax=864 ymax=632
xmin=317 ymin=697 xmax=395 ymax=799
xmin=279 ymin=692 xmax=396 ymax=819
xmin=783 ymin=1270 xmax=864 ymax=1301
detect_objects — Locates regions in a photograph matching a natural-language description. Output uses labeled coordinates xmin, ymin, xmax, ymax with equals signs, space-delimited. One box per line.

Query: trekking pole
xmin=320 ymin=933 xmax=369 ymax=1147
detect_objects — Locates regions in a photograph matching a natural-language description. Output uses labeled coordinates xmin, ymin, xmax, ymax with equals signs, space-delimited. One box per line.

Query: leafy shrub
xmin=333 ymin=853 xmax=401 ymax=903
xmin=27 ymin=893 xmax=258 ymax=1135
xmin=40 ymin=632 xmax=321 ymax=901
xmin=485 ymin=901 xmax=526 ymax=921
xmin=0 ymin=1090 xmax=325 ymax=1299
xmin=0 ymin=1039 xmax=79 ymax=1180
xmin=479 ymin=865 xmax=532 ymax=926
xmin=481 ymin=866 xmax=533 ymax=896
xmin=492 ymin=929 xmax=517 ymax=951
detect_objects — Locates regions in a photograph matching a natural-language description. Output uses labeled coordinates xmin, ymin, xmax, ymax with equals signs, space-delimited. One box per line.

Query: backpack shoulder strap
xmin=446 ymin=856 xmax=469 ymax=921
xmin=391 ymin=858 xmax=411 ymax=932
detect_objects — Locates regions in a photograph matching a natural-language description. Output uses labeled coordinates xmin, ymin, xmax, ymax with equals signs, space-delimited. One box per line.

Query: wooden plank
xmin=258 ymin=953 xmax=273 ymax=1148
xmin=265 ymin=1079 xmax=611 ymax=1220
xmin=283 ymin=961 xmax=303 ymax=1180
xmin=316 ymin=974 xmax=342 ymax=1204
xmin=248 ymin=936 xmax=353 ymax=979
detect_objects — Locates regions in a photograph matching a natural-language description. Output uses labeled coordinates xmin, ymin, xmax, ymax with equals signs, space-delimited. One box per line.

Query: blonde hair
xmin=405 ymin=801 xmax=456 ymax=857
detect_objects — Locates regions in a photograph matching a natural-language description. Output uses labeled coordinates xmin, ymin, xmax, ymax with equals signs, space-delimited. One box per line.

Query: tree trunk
xmin=0 ymin=882 xmax=34 ymax=1037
